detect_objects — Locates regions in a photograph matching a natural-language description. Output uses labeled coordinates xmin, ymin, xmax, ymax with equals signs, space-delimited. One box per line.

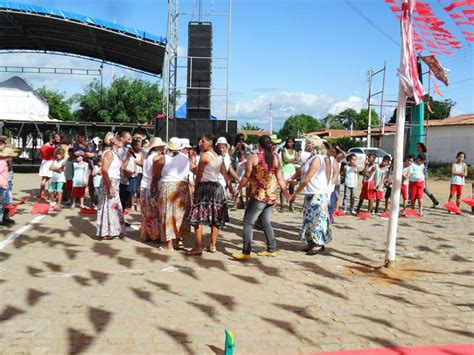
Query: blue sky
xmin=1 ymin=0 xmax=472 ymax=130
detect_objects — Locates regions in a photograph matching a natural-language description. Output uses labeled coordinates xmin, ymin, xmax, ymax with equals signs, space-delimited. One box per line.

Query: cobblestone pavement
xmin=0 ymin=174 xmax=472 ymax=354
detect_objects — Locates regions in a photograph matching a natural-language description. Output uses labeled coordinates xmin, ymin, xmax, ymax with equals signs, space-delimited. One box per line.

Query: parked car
xmin=347 ymin=147 xmax=392 ymax=171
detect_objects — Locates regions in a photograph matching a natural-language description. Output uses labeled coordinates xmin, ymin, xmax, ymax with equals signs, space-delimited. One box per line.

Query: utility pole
xmin=367 ymin=69 xmax=373 ymax=149
xmin=366 ymin=64 xmax=387 ymax=149
xmin=269 ymin=103 xmax=273 ymax=134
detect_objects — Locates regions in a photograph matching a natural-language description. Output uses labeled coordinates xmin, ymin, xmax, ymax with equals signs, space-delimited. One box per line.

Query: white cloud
xmin=212 ymin=91 xmax=366 ymax=130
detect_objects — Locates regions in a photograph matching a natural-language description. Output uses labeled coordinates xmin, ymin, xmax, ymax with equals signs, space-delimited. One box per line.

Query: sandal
xmin=177 ymin=239 xmax=184 ymax=249
xmin=185 ymin=248 xmax=203 ymax=256
xmin=206 ymin=246 xmax=217 ymax=253
xmin=103 ymin=236 xmax=115 ymax=240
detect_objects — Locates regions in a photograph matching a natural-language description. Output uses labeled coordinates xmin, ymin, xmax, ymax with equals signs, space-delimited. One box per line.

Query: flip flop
xmin=185 ymin=248 xmax=203 ymax=256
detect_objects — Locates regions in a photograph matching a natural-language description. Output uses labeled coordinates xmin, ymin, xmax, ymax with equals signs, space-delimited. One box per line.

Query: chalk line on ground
xmin=0 ymin=215 xmax=45 ymax=251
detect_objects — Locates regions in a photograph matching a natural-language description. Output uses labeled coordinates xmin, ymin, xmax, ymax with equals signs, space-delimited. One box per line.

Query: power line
xmin=344 ymin=0 xmax=400 ymax=47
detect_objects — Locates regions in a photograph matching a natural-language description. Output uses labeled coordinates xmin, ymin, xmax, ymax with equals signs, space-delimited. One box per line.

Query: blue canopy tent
xmin=175 ymin=103 xmax=217 ymax=120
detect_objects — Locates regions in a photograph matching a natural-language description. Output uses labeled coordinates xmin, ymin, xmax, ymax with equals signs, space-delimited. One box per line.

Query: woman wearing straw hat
xmin=96 ymin=132 xmax=126 ymax=240
xmin=150 ymin=137 xmax=192 ymax=250
xmin=139 ymin=137 xmax=165 ymax=241
xmin=290 ymin=135 xmax=332 ymax=255
xmin=187 ymin=134 xmax=236 ymax=255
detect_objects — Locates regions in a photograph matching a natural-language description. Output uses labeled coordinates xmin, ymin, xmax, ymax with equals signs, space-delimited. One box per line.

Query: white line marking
xmin=0 ymin=215 xmax=45 ymax=251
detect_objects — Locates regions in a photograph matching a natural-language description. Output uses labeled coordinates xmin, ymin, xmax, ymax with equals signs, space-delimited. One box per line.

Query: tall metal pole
xmin=269 ymin=103 xmax=273 ymax=134
xmin=225 ymin=0 xmax=232 ymax=132
xmin=366 ymin=69 xmax=373 ymax=149
xmin=378 ymin=61 xmax=386 ymax=148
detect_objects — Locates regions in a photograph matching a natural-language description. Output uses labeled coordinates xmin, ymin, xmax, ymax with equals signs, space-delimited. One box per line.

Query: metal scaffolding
xmin=162 ymin=0 xmax=233 ymax=140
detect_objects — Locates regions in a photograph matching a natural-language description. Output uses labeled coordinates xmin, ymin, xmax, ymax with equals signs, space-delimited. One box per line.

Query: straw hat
xmin=269 ymin=134 xmax=282 ymax=144
xmin=103 ymin=132 xmax=115 ymax=146
xmin=216 ymin=136 xmax=230 ymax=149
xmin=0 ymin=147 xmax=17 ymax=157
xmin=304 ymin=134 xmax=326 ymax=152
xmin=167 ymin=137 xmax=183 ymax=151
xmin=147 ymin=137 xmax=166 ymax=150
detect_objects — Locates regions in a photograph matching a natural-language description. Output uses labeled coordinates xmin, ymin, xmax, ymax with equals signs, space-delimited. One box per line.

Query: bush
xmin=326 ymin=137 xmax=360 ymax=152
xmin=429 ymin=164 xmax=473 ymax=179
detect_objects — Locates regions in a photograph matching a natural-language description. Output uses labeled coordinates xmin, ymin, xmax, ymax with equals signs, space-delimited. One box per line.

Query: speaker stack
xmin=187 ymin=21 xmax=212 ymax=120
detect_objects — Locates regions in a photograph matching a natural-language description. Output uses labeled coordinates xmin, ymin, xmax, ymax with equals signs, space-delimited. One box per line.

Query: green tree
xmin=321 ymin=113 xmax=343 ymax=129
xmin=73 ymin=76 xmax=163 ymax=123
xmin=36 ymin=87 xmax=73 ymax=121
xmin=278 ymin=114 xmax=322 ymax=140
xmin=240 ymin=122 xmax=263 ymax=131
xmin=389 ymin=95 xmax=455 ymax=123
xmin=335 ymin=108 xmax=358 ymax=130
xmin=355 ymin=108 xmax=380 ymax=130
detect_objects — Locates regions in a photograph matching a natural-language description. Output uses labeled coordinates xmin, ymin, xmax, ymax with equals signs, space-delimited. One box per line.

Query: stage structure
xmin=161 ymin=0 xmax=236 ymax=141
xmin=0 ymin=2 xmax=167 ymax=166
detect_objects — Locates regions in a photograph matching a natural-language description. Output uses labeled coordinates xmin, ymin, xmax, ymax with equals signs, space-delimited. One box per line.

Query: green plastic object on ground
xmin=224 ymin=329 xmax=235 ymax=355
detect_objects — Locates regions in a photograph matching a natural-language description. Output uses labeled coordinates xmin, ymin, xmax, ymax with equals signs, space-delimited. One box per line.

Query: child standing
xmin=401 ymin=154 xmax=414 ymax=211
xmin=49 ymin=147 xmax=66 ymax=211
xmin=234 ymin=150 xmax=247 ymax=209
xmin=448 ymin=151 xmax=467 ymax=208
xmin=71 ymin=150 xmax=89 ymax=208
xmin=343 ymin=154 xmax=358 ymax=215
xmin=92 ymin=158 xmax=103 ymax=208
xmin=409 ymin=153 xmax=426 ymax=216
xmin=356 ymin=153 xmax=377 ymax=214
xmin=64 ymin=148 xmax=75 ymax=205
xmin=0 ymin=145 xmax=10 ymax=226
xmin=373 ymin=155 xmax=391 ymax=214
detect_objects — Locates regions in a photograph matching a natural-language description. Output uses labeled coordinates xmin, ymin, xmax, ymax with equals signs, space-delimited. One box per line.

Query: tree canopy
xmin=73 ymin=76 xmax=163 ymax=123
xmin=389 ymin=94 xmax=455 ymax=123
xmin=320 ymin=108 xmax=380 ymax=130
xmin=240 ymin=122 xmax=263 ymax=131
xmin=36 ymin=87 xmax=73 ymax=121
xmin=278 ymin=114 xmax=322 ymax=140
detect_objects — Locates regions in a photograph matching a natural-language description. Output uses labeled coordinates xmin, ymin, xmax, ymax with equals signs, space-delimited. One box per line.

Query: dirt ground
xmin=0 ymin=174 xmax=472 ymax=354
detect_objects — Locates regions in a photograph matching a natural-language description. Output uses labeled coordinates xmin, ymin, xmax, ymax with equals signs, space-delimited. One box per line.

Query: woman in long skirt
xmin=96 ymin=132 xmax=125 ymax=240
xmin=186 ymin=134 xmax=236 ymax=255
xmin=151 ymin=137 xmax=191 ymax=250
xmin=291 ymin=136 xmax=332 ymax=255
xmin=139 ymin=137 xmax=165 ymax=241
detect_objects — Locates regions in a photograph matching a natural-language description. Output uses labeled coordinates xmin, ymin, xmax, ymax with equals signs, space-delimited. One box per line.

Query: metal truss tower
xmin=163 ymin=0 xmax=179 ymax=141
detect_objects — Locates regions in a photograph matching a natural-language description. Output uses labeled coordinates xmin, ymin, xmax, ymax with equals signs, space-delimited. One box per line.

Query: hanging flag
xmin=421 ymin=55 xmax=449 ymax=85
xmin=399 ymin=0 xmax=425 ymax=105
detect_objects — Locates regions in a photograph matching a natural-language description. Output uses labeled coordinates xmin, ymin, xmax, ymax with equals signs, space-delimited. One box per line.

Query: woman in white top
xmin=216 ymin=137 xmax=240 ymax=190
xmin=151 ymin=137 xmax=192 ymax=250
xmin=96 ymin=132 xmax=126 ymax=240
xmin=187 ymin=134 xmax=236 ymax=255
xmin=290 ymin=136 xmax=331 ymax=255
xmin=129 ymin=138 xmax=144 ymax=212
xmin=139 ymin=137 xmax=165 ymax=241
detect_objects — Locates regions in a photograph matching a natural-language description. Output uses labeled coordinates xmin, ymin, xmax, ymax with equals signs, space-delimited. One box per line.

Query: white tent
xmin=0 ymin=76 xmax=52 ymax=122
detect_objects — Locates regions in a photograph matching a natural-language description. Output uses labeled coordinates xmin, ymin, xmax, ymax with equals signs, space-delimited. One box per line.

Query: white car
xmin=347 ymin=147 xmax=391 ymax=171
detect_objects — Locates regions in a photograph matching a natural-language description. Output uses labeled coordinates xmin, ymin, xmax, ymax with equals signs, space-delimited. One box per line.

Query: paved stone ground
xmin=0 ymin=174 xmax=473 ymax=354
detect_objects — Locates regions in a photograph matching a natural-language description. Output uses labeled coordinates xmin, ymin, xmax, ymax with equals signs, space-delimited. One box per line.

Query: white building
xmin=378 ymin=114 xmax=473 ymax=165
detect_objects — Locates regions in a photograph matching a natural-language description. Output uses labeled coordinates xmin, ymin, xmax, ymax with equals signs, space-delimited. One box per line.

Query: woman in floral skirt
xmin=96 ymin=132 xmax=125 ymax=240
xmin=151 ymin=137 xmax=192 ymax=250
xmin=139 ymin=137 xmax=165 ymax=241
xmin=291 ymin=136 xmax=332 ymax=255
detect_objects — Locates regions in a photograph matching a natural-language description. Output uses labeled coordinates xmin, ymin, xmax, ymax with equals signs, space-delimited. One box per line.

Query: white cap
xmin=167 ymin=137 xmax=184 ymax=151
xmin=180 ymin=138 xmax=192 ymax=148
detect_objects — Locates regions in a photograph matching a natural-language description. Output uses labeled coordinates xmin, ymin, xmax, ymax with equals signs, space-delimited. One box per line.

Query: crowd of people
xmin=0 ymin=132 xmax=470 ymax=259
